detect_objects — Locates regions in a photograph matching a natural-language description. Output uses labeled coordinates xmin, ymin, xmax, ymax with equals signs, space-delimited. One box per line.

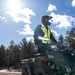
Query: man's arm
xmin=50 ymin=32 xmax=58 ymax=43
xmin=34 ymin=25 xmax=44 ymax=45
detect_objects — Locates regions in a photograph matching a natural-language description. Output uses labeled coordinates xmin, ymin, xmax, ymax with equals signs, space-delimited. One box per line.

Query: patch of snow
xmin=0 ymin=69 xmax=21 ymax=72
xmin=0 ymin=69 xmax=9 ymax=72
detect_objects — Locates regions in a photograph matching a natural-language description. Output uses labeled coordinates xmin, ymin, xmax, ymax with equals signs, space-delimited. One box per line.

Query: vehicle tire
xmin=22 ymin=62 xmax=32 ymax=75
xmin=35 ymin=67 xmax=46 ymax=75
xmin=35 ymin=61 xmax=68 ymax=75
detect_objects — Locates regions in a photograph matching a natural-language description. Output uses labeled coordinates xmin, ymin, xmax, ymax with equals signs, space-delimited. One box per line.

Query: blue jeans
xmin=38 ymin=44 xmax=52 ymax=53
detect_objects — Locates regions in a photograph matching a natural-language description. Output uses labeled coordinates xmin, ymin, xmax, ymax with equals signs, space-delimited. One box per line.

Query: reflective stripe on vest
xmin=41 ymin=26 xmax=50 ymax=44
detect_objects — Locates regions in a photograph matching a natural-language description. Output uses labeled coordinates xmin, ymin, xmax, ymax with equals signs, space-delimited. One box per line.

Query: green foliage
xmin=0 ymin=45 xmax=6 ymax=67
xmin=65 ymin=28 xmax=75 ymax=50
xmin=0 ymin=38 xmax=35 ymax=68
xmin=58 ymin=35 xmax=65 ymax=50
xmin=57 ymin=28 xmax=75 ymax=50
xmin=0 ymin=28 xmax=75 ymax=68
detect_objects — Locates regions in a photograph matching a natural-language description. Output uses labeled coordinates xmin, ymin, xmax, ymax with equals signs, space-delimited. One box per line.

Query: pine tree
xmin=65 ymin=28 xmax=75 ymax=50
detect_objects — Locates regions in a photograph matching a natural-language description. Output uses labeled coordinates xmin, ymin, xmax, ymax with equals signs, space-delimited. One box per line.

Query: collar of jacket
xmin=41 ymin=24 xmax=44 ymax=27
xmin=41 ymin=24 xmax=49 ymax=29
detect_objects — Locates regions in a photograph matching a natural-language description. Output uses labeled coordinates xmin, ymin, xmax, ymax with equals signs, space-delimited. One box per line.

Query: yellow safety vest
xmin=41 ymin=26 xmax=50 ymax=44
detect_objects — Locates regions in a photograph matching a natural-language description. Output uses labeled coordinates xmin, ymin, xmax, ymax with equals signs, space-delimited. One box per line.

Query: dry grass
xmin=0 ymin=72 xmax=21 ymax=75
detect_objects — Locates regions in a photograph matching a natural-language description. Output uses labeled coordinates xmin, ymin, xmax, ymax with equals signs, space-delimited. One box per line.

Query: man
xmin=34 ymin=15 xmax=58 ymax=53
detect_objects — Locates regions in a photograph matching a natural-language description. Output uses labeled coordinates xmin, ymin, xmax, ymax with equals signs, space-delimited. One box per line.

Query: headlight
xmin=66 ymin=67 xmax=71 ymax=72
xmin=71 ymin=53 xmax=74 ymax=56
xmin=47 ymin=55 xmax=54 ymax=59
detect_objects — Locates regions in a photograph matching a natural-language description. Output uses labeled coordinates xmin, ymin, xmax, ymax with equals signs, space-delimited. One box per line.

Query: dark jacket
xmin=34 ymin=25 xmax=57 ymax=45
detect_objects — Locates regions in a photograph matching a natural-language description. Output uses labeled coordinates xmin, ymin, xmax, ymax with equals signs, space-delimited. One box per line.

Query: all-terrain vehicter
xmin=21 ymin=49 xmax=75 ymax=75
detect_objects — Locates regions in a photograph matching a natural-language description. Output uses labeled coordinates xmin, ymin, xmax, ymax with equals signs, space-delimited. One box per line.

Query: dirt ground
xmin=0 ymin=72 xmax=21 ymax=75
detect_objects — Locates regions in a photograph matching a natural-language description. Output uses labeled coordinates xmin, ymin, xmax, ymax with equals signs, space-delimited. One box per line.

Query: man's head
xmin=41 ymin=15 xmax=52 ymax=26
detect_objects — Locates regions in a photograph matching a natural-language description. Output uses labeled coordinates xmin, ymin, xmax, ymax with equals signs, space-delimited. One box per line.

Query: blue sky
xmin=0 ymin=0 xmax=75 ymax=47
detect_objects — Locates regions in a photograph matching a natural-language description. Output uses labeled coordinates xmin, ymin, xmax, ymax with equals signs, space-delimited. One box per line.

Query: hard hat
xmin=42 ymin=15 xmax=52 ymax=20
xmin=41 ymin=15 xmax=52 ymax=26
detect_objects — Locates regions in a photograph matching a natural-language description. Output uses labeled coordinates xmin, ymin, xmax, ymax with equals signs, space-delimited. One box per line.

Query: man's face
xmin=45 ymin=18 xmax=49 ymax=22
xmin=44 ymin=18 xmax=51 ymax=26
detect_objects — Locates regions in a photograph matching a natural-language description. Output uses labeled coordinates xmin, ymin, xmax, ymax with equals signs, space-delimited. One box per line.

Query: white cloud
xmin=17 ymin=24 xmax=34 ymax=36
xmin=0 ymin=16 xmax=7 ymax=22
xmin=5 ymin=8 xmax=35 ymax=24
xmin=5 ymin=7 xmax=36 ymax=36
xmin=47 ymin=4 xmax=57 ymax=12
xmin=72 ymin=0 xmax=75 ymax=7
xmin=26 ymin=36 xmax=34 ymax=43
xmin=51 ymin=30 xmax=59 ymax=37
xmin=50 ymin=12 xmax=74 ymax=29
